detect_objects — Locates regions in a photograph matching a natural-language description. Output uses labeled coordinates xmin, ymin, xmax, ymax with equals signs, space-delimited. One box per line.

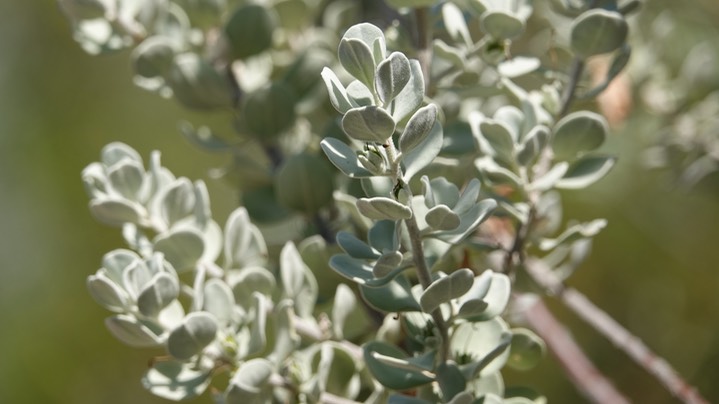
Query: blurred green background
xmin=1 ymin=1 xmax=718 ymax=403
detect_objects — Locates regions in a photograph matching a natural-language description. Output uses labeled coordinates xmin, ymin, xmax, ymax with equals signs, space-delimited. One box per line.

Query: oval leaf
xmin=552 ymin=111 xmax=608 ymax=160
xmin=342 ymin=106 xmax=396 ymax=143
xmin=420 ymin=268 xmax=474 ymax=313
xmin=570 ymin=9 xmax=628 ymax=59
xmin=320 ymin=137 xmax=373 ymax=178
xmin=399 ymin=104 xmax=438 ymax=154
xmin=356 ymin=197 xmax=412 ymax=220
xmin=137 ymin=273 xmax=180 ymax=317
xmin=167 ymin=312 xmax=218 ymax=360
xmin=375 ymin=52 xmax=411 ymax=104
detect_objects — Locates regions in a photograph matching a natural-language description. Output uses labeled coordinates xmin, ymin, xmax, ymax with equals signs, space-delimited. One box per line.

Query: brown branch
xmin=524 ymin=258 xmax=709 ymax=404
xmin=519 ymin=295 xmax=630 ymax=404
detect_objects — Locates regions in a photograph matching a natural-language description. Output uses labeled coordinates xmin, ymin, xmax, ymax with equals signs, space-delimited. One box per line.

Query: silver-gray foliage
xmin=64 ymin=0 xmax=641 ymax=402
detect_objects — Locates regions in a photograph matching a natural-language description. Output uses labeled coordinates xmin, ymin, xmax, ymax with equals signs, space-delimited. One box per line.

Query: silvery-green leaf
xmin=224 ymin=4 xmax=275 ymax=60
xmin=320 ymin=137 xmax=374 ymax=178
xmin=278 ymin=242 xmax=317 ymax=318
xmin=425 ymin=205 xmax=461 ymax=231
xmin=346 ymin=80 xmax=375 ymax=107
xmin=498 ymin=56 xmax=541 ymax=78
xmin=122 ymin=260 xmax=155 ymax=299
xmin=224 ymin=208 xmax=267 ymax=268
xmin=82 ymin=162 xmax=109 ymax=199
xmin=434 ymin=39 xmax=465 ymax=68
xmin=137 ymin=273 xmax=179 ymax=317
xmin=470 ymin=270 xmax=511 ymax=321
xmin=363 ymin=341 xmax=434 ymax=390
xmin=376 ymin=52 xmax=411 ymax=105
xmin=360 ymin=176 xmax=394 ymax=198
xmin=368 ymin=219 xmax=399 ymax=252
xmin=329 ymin=254 xmax=374 ymax=284
xmin=280 ymin=241 xmax=306 ymax=298
xmin=360 ymin=275 xmax=421 ymax=312
xmin=436 ymin=361 xmax=467 ymax=402
xmin=517 ymin=125 xmax=550 ymax=166
xmin=230 ymin=266 xmax=276 ymax=310
xmin=451 ymin=317 xmax=511 ymax=377
xmin=528 ymin=162 xmax=569 ymax=192
xmin=339 ymin=38 xmax=376 ymax=89
xmin=422 ymin=176 xmax=459 ymax=209
xmin=475 ymin=157 xmax=522 ymax=187
xmin=457 ymin=270 xmax=493 ymax=303
xmin=420 ymin=268 xmax=474 ymax=313
xmin=507 ymin=328 xmax=546 ymax=371
xmin=342 ymin=106 xmax=396 ymax=143
xmin=539 ymin=219 xmax=607 ymax=251
xmin=479 ymin=120 xmax=515 ymax=161
xmin=105 ymin=315 xmax=162 ymax=347
xmin=193 ymin=181 xmax=211 ymax=229
xmin=356 ymin=197 xmax=412 ymax=221
xmin=87 ymin=273 xmax=130 ymax=312
xmin=102 ymin=142 xmax=143 ymax=167
xmin=442 ymin=2 xmax=472 ymax=46
xmin=269 ymin=299 xmax=299 ymax=364
xmin=336 ymin=231 xmax=380 ymax=259
xmin=467 ymin=372 xmax=504 ymax=399
xmin=555 ymin=154 xmax=616 ymax=189
xmin=457 ymin=299 xmax=489 ymax=318
xmin=312 ymin=342 xmax=362 ymax=400
xmin=102 ymin=248 xmax=140 ymax=285
xmin=248 ymin=292 xmax=267 ymax=355
xmin=453 ymin=178 xmax=482 ymax=215
xmin=89 ymin=198 xmax=145 ymax=227
xmin=552 ymin=111 xmax=608 ymax=160
xmin=332 ymin=284 xmax=356 ymax=339
xmin=321 ymin=67 xmax=356 ymax=114
xmin=402 ymin=121 xmax=443 ymax=182
xmin=153 ymin=229 xmax=204 ymax=273
xmin=107 ymin=159 xmax=145 ymax=201
xmin=480 ymin=11 xmax=524 ymax=40
xmin=391 ymin=59 xmax=425 ymax=123
xmin=372 ymin=250 xmax=403 ymax=278
xmin=431 ymin=199 xmax=496 ymax=244
xmin=167 ymin=312 xmax=218 ymax=360
xmin=142 ymin=360 xmax=212 ymax=401
xmin=342 ymin=23 xmax=387 ymax=64
xmin=399 ymin=104 xmax=438 ymax=154
xmin=158 ymin=300 xmax=185 ymax=331
xmin=203 ymin=278 xmax=235 ymax=327
xmin=570 ymin=9 xmax=628 ymax=59
xmin=158 ymin=178 xmax=195 ymax=228
xmin=226 ymin=358 xmax=274 ymax=404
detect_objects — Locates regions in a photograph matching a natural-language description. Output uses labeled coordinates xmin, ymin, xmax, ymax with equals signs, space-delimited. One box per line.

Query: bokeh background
xmin=1 ymin=1 xmax=718 ymax=403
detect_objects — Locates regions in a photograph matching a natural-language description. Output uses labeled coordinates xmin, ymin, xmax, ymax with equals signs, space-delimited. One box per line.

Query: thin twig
xmin=518 ymin=294 xmax=631 ymax=404
xmin=524 ymin=258 xmax=709 ymax=404
xmin=558 ymin=58 xmax=585 ymax=118
xmin=405 ymin=214 xmax=451 ymax=363
xmin=504 ymin=208 xmax=628 ymax=403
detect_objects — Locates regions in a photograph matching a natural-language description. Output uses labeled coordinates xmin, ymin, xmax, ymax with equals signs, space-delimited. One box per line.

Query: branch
xmin=524 ymin=258 xmax=709 ymax=404
xmin=405 ymin=214 xmax=451 ymax=363
xmin=518 ymin=294 xmax=630 ymax=404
